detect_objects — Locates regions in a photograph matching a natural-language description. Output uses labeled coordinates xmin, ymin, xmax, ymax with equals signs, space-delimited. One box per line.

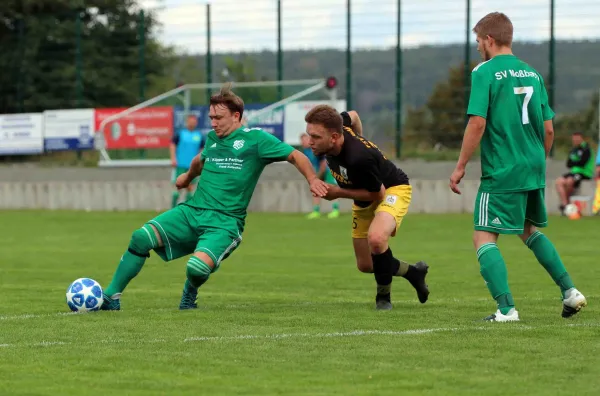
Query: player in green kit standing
xmin=100 ymin=84 xmax=329 ymax=310
xmin=449 ymin=12 xmax=587 ymax=321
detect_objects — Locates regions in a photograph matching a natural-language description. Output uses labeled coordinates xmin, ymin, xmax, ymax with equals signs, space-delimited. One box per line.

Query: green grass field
xmin=0 ymin=210 xmax=598 ymax=395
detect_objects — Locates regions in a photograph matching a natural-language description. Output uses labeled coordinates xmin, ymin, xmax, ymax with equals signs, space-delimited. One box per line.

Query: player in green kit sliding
xmin=449 ymin=12 xmax=587 ymax=322
xmin=100 ymin=84 xmax=329 ymax=310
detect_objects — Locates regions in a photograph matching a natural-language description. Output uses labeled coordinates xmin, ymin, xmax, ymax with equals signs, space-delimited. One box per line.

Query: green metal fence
xmin=1 ymin=0 xmax=598 ymax=160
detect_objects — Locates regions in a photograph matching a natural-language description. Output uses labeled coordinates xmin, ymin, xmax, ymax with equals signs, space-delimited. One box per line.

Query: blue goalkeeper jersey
xmin=172 ymin=128 xmax=204 ymax=169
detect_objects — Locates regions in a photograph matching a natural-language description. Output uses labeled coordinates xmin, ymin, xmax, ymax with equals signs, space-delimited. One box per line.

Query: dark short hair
xmin=572 ymin=131 xmax=583 ymax=136
xmin=209 ymin=83 xmax=244 ymax=121
xmin=304 ymin=105 xmax=343 ymax=134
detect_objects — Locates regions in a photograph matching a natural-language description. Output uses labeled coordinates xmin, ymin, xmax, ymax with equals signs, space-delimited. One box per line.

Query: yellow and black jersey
xmin=325 ymin=111 xmax=409 ymax=207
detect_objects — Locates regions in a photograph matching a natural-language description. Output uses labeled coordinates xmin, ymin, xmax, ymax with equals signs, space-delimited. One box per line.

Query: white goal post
xmin=94 ymin=78 xmax=338 ymax=167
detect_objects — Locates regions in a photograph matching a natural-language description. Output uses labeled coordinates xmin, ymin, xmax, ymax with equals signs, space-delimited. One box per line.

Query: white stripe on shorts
xmin=479 ymin=193 xmax=489 ymax=227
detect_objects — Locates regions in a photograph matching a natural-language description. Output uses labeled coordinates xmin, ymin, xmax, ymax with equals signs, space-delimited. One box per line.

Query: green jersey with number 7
xmin=467 ymin=54 xmax=555 ymax=193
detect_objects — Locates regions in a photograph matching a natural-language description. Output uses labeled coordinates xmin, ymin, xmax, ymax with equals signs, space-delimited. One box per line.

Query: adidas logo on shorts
xmin=491 ymin=217 xmax=502 ymax=225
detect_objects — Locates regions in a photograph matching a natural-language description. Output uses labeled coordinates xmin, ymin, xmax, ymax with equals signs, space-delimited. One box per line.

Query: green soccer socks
xmin=104 ymin=226 xmax=156 ymax=298
xmin=172 ymin=190 xmax=190 ymax=207
xmin=171 ymin=191 xmax=180 ymax=208
xmin=104 ymin=251 xmax=146 ymax=298
xmin=525 ymin=231 xmax=575 ymax=298
xmin=180 ymin=256 xmax=213 ymax=310
xmin=477 ymin=243 xmax=514 ymax=315
xmin=186 ymin=256 xmax=212 ymax=289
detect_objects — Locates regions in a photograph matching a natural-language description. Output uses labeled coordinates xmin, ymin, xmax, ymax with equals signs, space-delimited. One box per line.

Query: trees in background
xmin=0 ymin=0 xmax=172 ymax=113
xmin=0 ymin=2 xmax=597 ymax=154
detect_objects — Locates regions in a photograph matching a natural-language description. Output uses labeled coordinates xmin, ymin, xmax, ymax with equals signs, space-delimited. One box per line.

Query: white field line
xmin=0 ymin=327 xmax=474 ymax=349
xmin=183 ymin=327 xmax=457 ymax=342
xmin=0 ymin=324 xmax=597 ymax=349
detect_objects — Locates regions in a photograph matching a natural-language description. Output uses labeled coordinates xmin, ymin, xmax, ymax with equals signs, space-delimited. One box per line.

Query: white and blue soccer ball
xmin=66 ymin=278 xmax=103 ymax=312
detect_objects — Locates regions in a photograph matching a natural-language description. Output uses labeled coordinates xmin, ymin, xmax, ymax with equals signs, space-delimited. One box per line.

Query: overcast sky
xmin=139 ymin=0 xmax=599 ymax=54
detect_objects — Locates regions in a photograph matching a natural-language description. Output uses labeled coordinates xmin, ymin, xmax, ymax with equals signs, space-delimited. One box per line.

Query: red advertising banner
xmin=94 ymin=106 xmax=174 ymax=149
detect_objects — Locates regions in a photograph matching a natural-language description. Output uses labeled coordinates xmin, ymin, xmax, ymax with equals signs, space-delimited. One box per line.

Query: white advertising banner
xmin=43 ymin=109 xmax=95 ymax=151
xmin=0 ymin=113 xmax=44 ymax=155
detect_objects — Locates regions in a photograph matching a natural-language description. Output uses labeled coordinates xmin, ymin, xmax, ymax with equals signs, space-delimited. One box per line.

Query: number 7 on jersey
xmin=513 ymin=86 xmax=533 ymax=125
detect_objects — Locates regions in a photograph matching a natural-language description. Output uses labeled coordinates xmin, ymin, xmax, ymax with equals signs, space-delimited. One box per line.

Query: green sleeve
xmin=539 ymin=76 xmax=555 ymax=121
xmin=258 ymin=130 xmax=294 ymax=162
xmin=467 ymin=67 xmax=491 ymax=119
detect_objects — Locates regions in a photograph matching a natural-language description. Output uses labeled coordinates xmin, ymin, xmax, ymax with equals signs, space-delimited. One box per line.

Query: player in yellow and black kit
xmin=304 ymin=105 xmax=430 ymax=310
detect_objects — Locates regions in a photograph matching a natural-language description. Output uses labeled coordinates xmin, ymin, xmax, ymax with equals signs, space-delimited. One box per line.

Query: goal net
xmin=94 ymin=78 xmax=344 ymax=167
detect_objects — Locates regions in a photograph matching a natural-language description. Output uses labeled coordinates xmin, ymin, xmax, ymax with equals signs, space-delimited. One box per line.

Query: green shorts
xmin=171 ymin=167 xmax=199 ymax=185
xmin=473 ymin=188 xmax=548 ymax=234
xmin=146 ymin=204 xmax=243 ymax=268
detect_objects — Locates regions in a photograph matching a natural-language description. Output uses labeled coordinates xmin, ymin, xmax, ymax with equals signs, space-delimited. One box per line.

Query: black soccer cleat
xmin=561 ymin=305 xmax=579 ymax=318
xmin=405 ymin=261 xmax=430 ymax=304
xmin=561 ymin=288 xmax=587 ymax=318
xmin=375 ymin=293 xmax=393 ymax=311
xmin=179 ymin=283 xmax=199 ymax=310
xmin=100 ymin=294 xmax=121 ymax=311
